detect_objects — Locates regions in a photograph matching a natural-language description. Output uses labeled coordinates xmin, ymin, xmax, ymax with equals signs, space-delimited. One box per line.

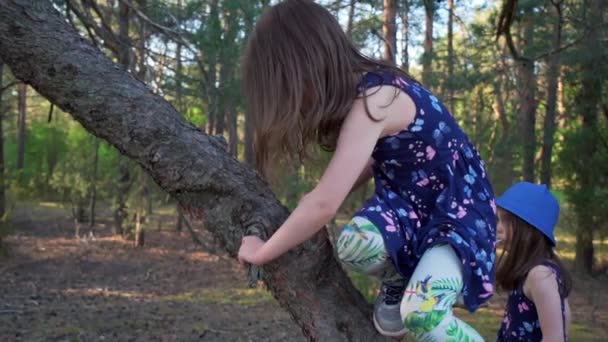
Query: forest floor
xmin=1 ymin=202 xmax=607 ymax=341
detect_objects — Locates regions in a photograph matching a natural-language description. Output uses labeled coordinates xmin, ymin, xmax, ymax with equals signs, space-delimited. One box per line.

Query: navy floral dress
xmin=497 ymin=261 xmax=568 ymax=341
xmin=355 ymin=70 xmax=497 ymax=312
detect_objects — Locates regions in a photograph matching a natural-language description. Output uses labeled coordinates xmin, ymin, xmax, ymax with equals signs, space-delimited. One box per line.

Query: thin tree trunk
xmin=400 ymin=0 xmax=409 ymax=71
xmin=17 ymin=83 xmax=26 ymax=170
xmin=346 ymin=0 xmax=356 ymax=38
xmin=114 ymin=0 xmax=132 ymax=236
xmin=135 ymin=0 xmax=147 ymax=82
xmin=490 ymin=78 xmax=514 ymax=193
xmin=176 ymin=204 xmax=183 ymax=232
xmin=176 ymin=42 xmax=183 ymax=114
xmin=382 ymin=0 xmax=397 ymax=64
xmin=118 ymin=0 xmax=131 ymax=70
xmin=446 ymin=0 xmax=455 ymax=113
xmin=0 ymin=2 xmax=385 ymax=338
xmin=574 ymin=0 xmax=604 ymax=274
xmin=89 ymin=138 xmax=100 ymax=229
xmin=422 ymin=0 xmax=434 ymax=86
xmin=539 ymin=2 xmax=562 ymax=188
xmin=0 ymin=60 xmax=5 ymax=217
xmin=175 ymin=0 xmax=184 ymax=232
xmin=205 ymin=0 xmax=220 ymax=135
xmin=517 ymin=14 xmax=537 ymax=182
xmin=228 ymin=107 xmax=237 ymax=156
xmin=134 ymin=209 xmax=145 ymax=247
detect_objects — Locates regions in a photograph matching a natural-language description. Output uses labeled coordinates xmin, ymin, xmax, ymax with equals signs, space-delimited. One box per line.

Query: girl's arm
xmin=350 ymin=158 xmax=373 ymax=193
xmin=524 ymin=265 xmax=567 ymax=342
xmin=239 ymin=86 xmax=413 ymax=266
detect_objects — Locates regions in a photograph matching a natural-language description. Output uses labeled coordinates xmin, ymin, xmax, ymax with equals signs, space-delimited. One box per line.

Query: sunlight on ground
xmin=164 ymin=287 xmax=273 ymax=306
xmin=61 ymin=287 xmax=154 ymax=300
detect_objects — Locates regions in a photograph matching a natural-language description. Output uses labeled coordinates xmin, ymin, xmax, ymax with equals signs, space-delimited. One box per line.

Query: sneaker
xmin=373 ymin=280 xmax=408 ymax=337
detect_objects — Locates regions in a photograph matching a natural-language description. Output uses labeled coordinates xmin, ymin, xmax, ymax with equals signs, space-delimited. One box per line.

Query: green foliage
xmin=558 ymin=123 xmax=608 ymax=237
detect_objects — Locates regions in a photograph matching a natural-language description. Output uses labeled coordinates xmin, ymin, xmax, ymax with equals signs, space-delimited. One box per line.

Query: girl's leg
xmin=336 ymin=215 xmax=407 ymax=337
xmin=336 ymin=215 xmax=392 ymax=277
xmin=400 ymin=244 xmax=484 ymax=342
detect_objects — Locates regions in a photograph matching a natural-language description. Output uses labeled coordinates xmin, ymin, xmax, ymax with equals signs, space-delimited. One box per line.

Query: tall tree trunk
xmin=539 ymin=2 xmax=563 ymax=188
xmin=400 ymin=0 xmax=409 ymax=71
xmin=118 ymin=0 xmax=131 ymax=70
xmin=0 ymin=60 xmax=5 ymax=217
xmin=89 ymin=138 xmax=100 ymax=229
xmin=446 ymin=0 xmax=455 ymax=113
xmin=114 ymin=0 xmax=132 ymax=236
xmin=227 ymin=104 xmax=237 ymax=156
xmin=422 ymin=0 xmax=434 ymax=86
xmin=17 ymin=83 xmax=26 ymax=170
xmin=382 ymin=0 xmax=397 ymax=64
xmin=175 ymin=0 xmax=185 ymax=232
xmin=244 ymin=111 xmax=255 ymax=166
xmin=346 ymin=0 xmax=356 ymax=38
xmin=490 ymin=78 xmax=514 ymax=193
xmin=574 ymin=0 xmax=604 ymax=273
xmin=517 ymin=13 xmax=537 ymax=182
xmin=205 ymin=0 xmax=220 ymax=135
xmin=176 ymin=43 xmax=183 ymax=114
xmin=135 ymin=0 xmax=147 ymax=83
xmin=0 ymin=2 xmax=385 ymax=339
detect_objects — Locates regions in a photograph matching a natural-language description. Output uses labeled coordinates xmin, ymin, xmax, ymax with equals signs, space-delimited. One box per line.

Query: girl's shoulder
xmin=522 ymin=262 xmax=562 ymax=300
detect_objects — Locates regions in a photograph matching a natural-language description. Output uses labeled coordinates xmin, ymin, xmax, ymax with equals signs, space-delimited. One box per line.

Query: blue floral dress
xmin=355 ymin=70 xmax=497 ymax=312
xmin=497 ymin=261 xmax=568 ymax=341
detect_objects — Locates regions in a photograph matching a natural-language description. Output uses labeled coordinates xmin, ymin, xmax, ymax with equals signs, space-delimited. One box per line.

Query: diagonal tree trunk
xmin=0 ymin=1 xmax=384 ymax=340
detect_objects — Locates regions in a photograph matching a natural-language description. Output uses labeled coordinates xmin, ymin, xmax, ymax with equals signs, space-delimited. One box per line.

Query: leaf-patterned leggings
xmin=336 ymin=216 xmax=484 ymax=341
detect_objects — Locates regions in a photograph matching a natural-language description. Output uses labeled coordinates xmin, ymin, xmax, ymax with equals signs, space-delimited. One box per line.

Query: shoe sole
xmin=373 ymin=313 xmax=407 ymax=337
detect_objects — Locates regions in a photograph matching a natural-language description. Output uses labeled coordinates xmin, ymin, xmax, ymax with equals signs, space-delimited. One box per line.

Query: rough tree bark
xmin=0 ymin=1 xmax=384 ymax=340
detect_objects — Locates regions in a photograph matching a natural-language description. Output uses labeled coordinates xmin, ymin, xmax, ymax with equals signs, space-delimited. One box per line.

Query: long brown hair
xmin=242 ymin=0 xmax=411 ymax=177
xmin=496 ymin=208 xmax=572 ymax=296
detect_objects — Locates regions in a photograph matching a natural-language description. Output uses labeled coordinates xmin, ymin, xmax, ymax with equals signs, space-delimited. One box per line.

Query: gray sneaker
xmin=373 ymin=280 xmax=407 ymax=337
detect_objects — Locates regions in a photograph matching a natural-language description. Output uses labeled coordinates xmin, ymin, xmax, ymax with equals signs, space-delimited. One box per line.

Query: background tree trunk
xmin=400 ymin=0 xmax=409 ymax=71
xmin=446 ymin=0 xmax=455 ymax=113
xmin=382 ymin=0 xmax=397 ymax=64
xmin=539 ymin=2 xmax=563 ymax=188
xmin=574 ymin=0 xmax=604 ymax=273
xmin=17 ymin=83 xmax=26 ymax=170
xmin=422 ymin=0 xmax=435 ymax=86
xmin=0 ymin=1 xmax=385 ymax=339
xmin=517 ymin=13 xmax=537 ymax=182
xmin=0 ymin=60 xmax=5 ymax=217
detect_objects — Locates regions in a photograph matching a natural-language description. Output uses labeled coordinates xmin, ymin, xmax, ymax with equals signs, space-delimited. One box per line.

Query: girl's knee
xmin=336 ymin=216 xmax=388 ymax=275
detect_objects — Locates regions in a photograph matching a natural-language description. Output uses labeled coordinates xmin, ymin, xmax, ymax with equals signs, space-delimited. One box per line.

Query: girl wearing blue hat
xmin=495 ymin=182 xmax=572 ymax=341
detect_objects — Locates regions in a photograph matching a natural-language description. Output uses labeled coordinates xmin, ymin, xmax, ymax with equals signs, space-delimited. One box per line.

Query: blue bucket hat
xmin=496 ymin=182 xmax=560 ymax=245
